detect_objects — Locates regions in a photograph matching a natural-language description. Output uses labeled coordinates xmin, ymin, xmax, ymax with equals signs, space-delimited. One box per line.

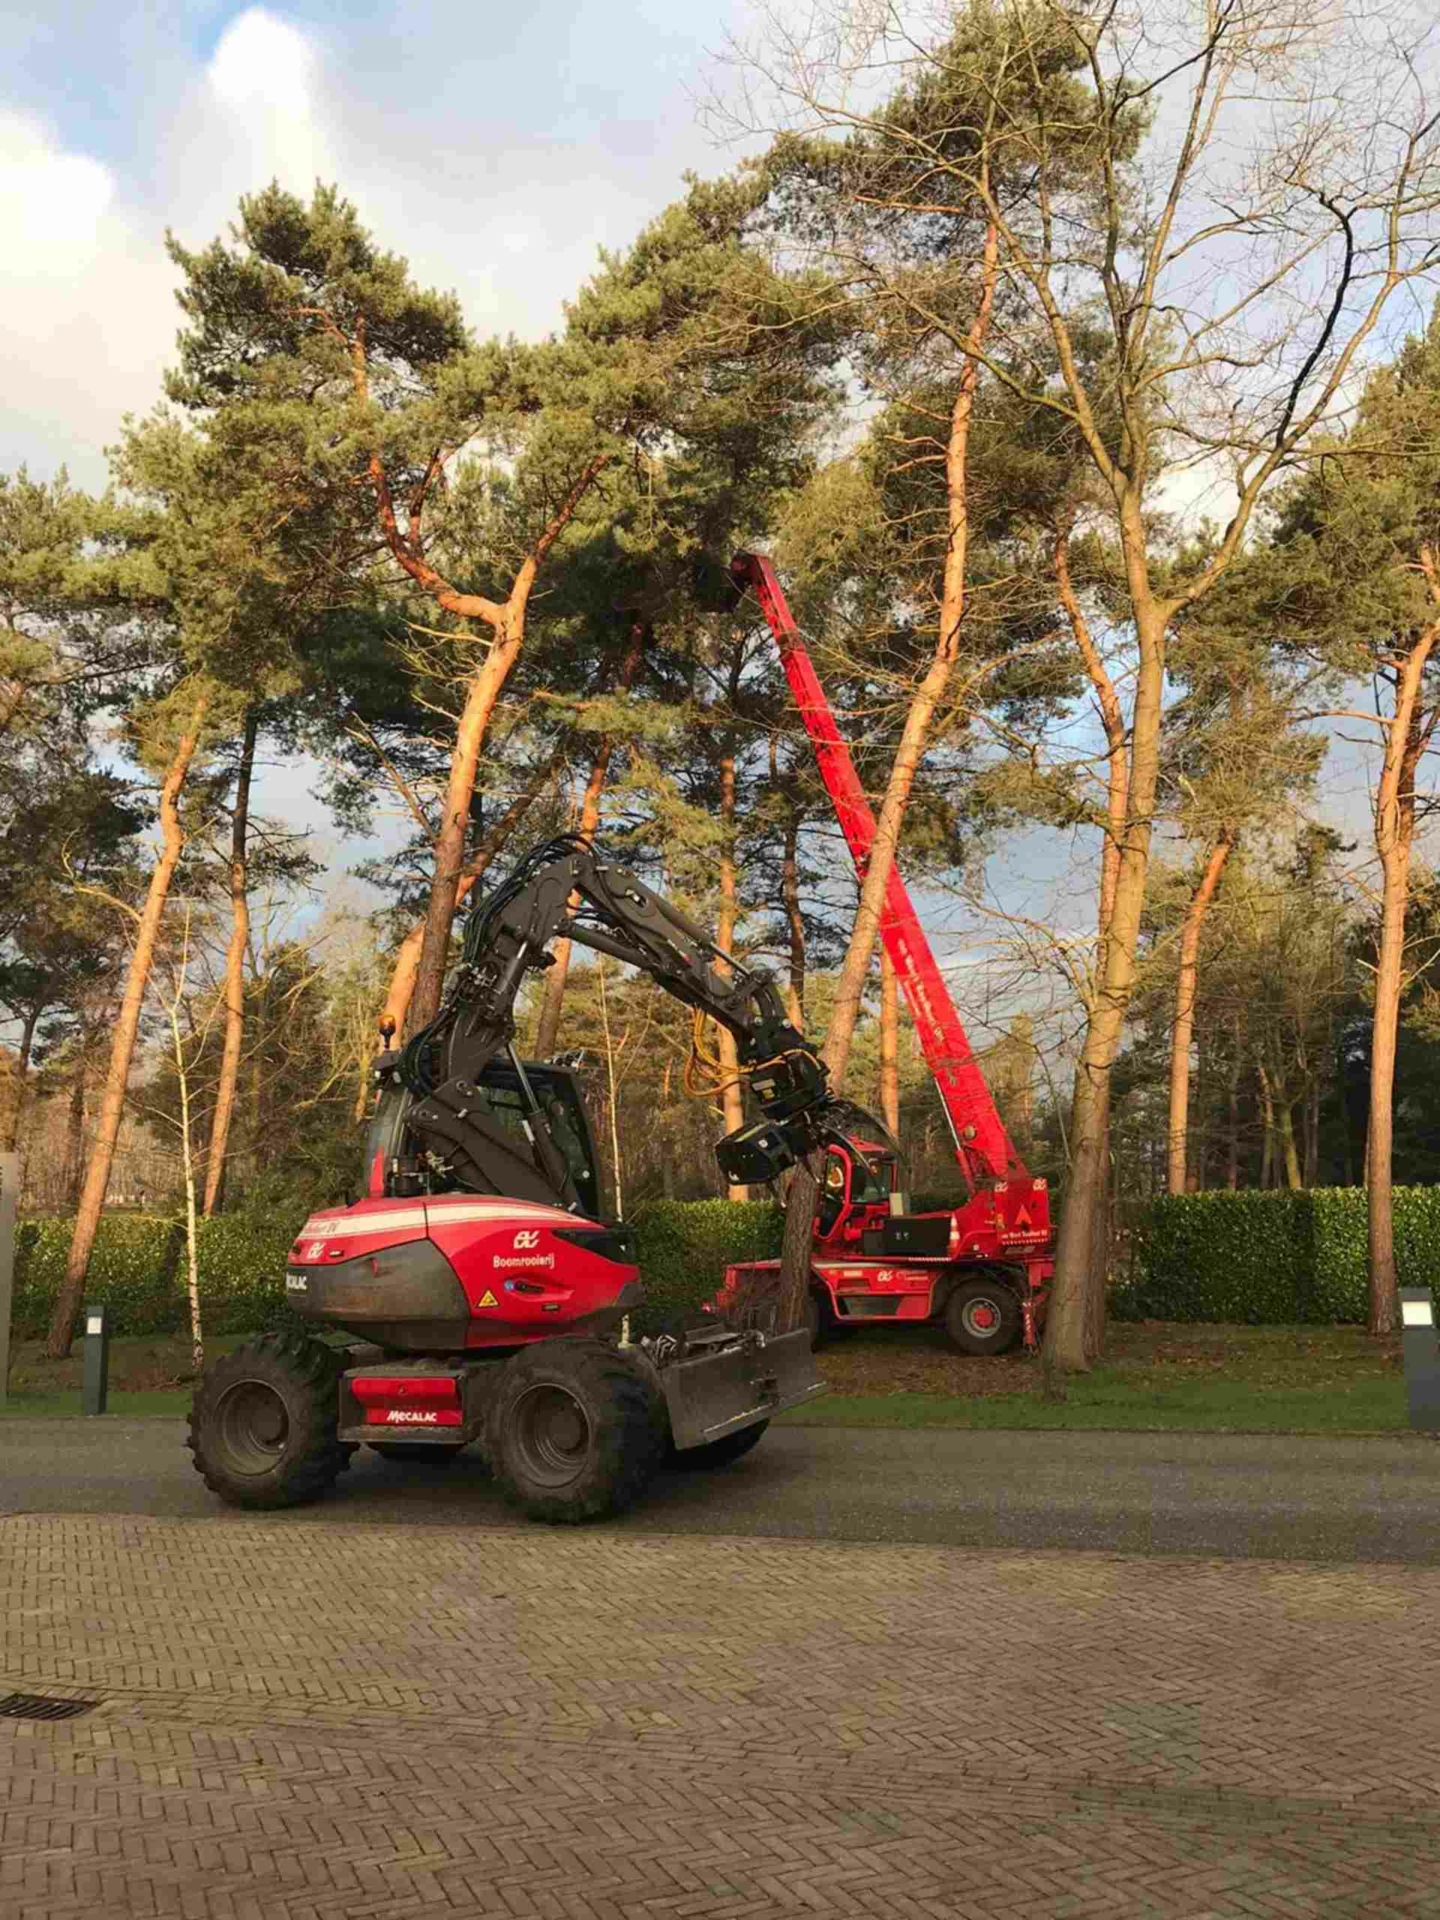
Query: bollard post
xmin=82 ymin=1303 xmax=110 ymax=1417
xmin=1400 ymin=1287 xmax=1440 ymax=1432
xmin=0 ymin=1152 xmax=16 ymax=1410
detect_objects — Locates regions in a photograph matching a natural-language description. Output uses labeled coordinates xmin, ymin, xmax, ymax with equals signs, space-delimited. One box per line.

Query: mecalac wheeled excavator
xmin=188 ymin=835 xmax=855 ymax=1523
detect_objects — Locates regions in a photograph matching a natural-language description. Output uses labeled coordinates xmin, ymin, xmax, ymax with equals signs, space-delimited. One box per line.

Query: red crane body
xmin=724 ymin=553 xmax=1053 ymax=1352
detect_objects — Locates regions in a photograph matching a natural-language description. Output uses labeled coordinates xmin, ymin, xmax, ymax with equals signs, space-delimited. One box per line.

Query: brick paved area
xmin=3 ymin=1513 xmax=1439 ymax=1917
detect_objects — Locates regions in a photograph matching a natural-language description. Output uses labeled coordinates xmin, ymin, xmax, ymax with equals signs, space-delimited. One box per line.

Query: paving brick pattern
xmin=2 ymin=1511 xmax=1439 ymax=1917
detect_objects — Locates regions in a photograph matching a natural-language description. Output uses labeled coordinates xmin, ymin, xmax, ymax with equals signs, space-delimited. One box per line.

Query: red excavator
xmin=187 ymin=836 xmax=853 ymax=1523
xmin=720 ymin=554 xmax=1054 ymax=1355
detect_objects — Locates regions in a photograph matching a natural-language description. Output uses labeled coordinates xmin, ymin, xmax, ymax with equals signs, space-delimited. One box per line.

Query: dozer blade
xmin=660 ymin=1327 xmax=825 ymax=1452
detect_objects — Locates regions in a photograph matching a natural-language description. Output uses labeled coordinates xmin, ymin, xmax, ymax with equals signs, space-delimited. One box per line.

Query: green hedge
xmin=10 ymin=1211 xmax=306 ymax=1342
xmin=628 ymin=1199 xmax=784 ymax=1334
xmin=1120 ymin=1186 xmax=1440 ymax=1323
xmin=9 ymin=1200 xmax=785 ymax=1343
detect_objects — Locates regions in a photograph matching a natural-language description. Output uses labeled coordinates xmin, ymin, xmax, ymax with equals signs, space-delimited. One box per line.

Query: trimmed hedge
xmin=9 ymin=1199 xmax=786 ymax=1343
xmin=1120 ymin=1186 xmax=1440 ymax=1324
xmin=627 ymin=1199 xmax=784 ymax=1334
xmin=10 ymin=1211 xmax=306 ymax=1342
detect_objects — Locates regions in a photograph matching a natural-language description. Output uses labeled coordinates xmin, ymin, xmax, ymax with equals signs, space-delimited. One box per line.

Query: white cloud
xmin=205 ymin=8 xmax=329 ymax=193
xmin=0 ymin=110 xmax=175 ymax=482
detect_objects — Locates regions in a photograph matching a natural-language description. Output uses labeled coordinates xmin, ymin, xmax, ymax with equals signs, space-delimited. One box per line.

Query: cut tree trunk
xmin=879 ymin=947 xmax=900 ymax=1138
xmin=533 ymin=629 xmax=644 ymax=1061
xmin=202 ymin=707 xmax=258 ymax=1217
xmin=1166 ymin=828 xmax=1236 ymax=1196
xmin=45 ymin=690 xmax=209 ymax=1357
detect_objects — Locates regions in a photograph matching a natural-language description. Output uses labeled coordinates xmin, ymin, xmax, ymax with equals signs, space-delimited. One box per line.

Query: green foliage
xmin=11 ymin=1199 xmax=785 ymax=1343
xmin=12 ymin=1214 xmax=185 ymax=1339
xmin=1121 ymin=1188 xmax=1440 ymax=1324
xmin=628 ymin=1199 xmax=784 ymax=1334
xmin=11 ymin=1209 xmax=307 ymax=1341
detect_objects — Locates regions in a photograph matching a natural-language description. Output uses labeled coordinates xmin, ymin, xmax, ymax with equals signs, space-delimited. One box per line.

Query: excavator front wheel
xmin=188 ymin=1331 xmax=355 ymax=1510
xmin=944 ymin=1277 xmax=1023 ymax=1356
xmin=488 ymin=1339 xmax=665 ymax=1523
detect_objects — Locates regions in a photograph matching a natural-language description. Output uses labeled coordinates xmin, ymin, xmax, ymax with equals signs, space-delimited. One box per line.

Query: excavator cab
xmin=364 ymin=1055 xmax=604 ymax=1218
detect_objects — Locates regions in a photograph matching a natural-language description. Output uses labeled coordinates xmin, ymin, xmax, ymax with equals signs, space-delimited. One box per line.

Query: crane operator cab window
xmin=817 ymin=1150 xmax=850 ymax=1236
xmin=816 ymin=1143 xmax=895 ymax=1238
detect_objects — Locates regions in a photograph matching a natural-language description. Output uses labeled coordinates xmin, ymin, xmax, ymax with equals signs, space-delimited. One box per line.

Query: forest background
xmin=5 ymin=0 xmax=1440 ymax=1372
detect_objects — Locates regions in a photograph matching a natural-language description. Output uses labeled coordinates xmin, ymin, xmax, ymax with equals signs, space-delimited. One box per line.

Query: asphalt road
xmin=2 ymin=1417 xmax=1436 ymax=1560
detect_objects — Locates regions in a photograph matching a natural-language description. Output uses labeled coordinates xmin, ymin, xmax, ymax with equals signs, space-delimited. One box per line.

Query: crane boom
xmin=731 ymin=552 xmax=1028 ymax=1193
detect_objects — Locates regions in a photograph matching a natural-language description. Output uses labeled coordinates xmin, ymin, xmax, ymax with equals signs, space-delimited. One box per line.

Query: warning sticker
xmin=477 ymin=1289 xmax=500 ymax=1309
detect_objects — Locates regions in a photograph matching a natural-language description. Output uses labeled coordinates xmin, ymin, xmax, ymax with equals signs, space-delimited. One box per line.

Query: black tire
xmin=367 ymin=1442 xmax=464 ymax=1465
xmin=944 ymin=1277 xmax=1023 ymax=1356
xmin=487 ymin=1339 xmax=666 ymax=1524
xmin=804 ymin=1288 xmax=827 ymax=1350
xmin=670 ymin=1419 xmax=770 ymax=1471
xmin=188 ymin=1331 xmax=355 ymax=1510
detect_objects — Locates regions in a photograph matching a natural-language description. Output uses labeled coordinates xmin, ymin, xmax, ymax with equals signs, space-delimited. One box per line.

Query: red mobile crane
xmin=724 ymin=553 xmax=1053 ymax=1354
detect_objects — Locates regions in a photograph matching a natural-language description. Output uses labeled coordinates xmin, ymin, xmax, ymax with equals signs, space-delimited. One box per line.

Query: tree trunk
xmin=1278 ymin=1099 xmax=1303 ymax=1189
xmin=1367 ymin=629 xmax=1440 ymax=1334
xmin=1258 ymin=1065 xmax=1276 ymax=1188
xmin=46 ymin=691 xmax=209 ymax=1357
xmin=1226 ymin=1011 xmax=1241 ymax=1190
xmin=782 ymin=807 xmax=806 ymax=1027
xmin=0 ymin=1004 xmax=42 ymax=1152
xmin=778 ymin=223 xmax=999 ymax=1331
xmin=879 ymin=946 xmax=900 ymax=1139
xmin=378 ymin=765 xmax=554 ymax=1058
xmin=534 ymin=629 xmax=644 ymax=1060
xmin=407 ymin=628 xmax=525 ymax=1034
xmin=716 ymin=747 xmax=750 ymax=1202
xmin=1050 ymin=524 xmax=1134 ymax=1370
xmin=1044 ymin=569 xmax=1168 ymax=1374
xmin=1166 ymin=829 xmax=1235 ymax=1195
xmin=65 ymin=1063 xmax=87 ymax=1210
xmin=202 ymin=707 xmax=258 ymax=1217
xmin=1369 ymin=824 xmax=1416 ymax=1327
xmin=1305 ymin=1080 xmax=1321 ymax=1187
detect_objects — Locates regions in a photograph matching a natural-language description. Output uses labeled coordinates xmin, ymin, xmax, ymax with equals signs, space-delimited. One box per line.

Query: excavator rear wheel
xmin=944 ymin=1277 xmax=1023 ymax=1356
xmin=488 ymin=1339 xmax=665 ymax=1524
xmin=188 ymin=1331 xmax=355 ymax=1510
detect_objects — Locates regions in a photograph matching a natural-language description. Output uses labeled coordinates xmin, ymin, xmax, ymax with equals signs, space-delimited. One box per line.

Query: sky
xmin=0 ymin=1 xmax=1413 ymax=1066
xmin=0 ymin=0 xmax=759 ymax=486
xmin=2 ymin=0 xmax=770 ymax=892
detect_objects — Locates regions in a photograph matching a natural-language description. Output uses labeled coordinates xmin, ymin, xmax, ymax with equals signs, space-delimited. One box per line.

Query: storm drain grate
xmin=0 ymin=1692 xmax=99 ymax=1723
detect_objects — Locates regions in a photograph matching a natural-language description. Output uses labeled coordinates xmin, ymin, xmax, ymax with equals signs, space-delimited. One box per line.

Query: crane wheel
xmin=944 ymin=1277 xmax=1023 ymax=1356
xmin=188 ymin=1331 xmax=355 ymax=1510
xmin=669 ymin=1419 xmax=770 ymax=1471
xmin=488 ymin=1339 xmax=666 ymax=1524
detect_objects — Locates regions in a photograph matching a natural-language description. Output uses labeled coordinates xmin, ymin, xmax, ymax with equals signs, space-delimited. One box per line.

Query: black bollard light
xmin=81 ymin=1303 xmax=109 ymax=1417
xmin=1400 ymin=1287 xmax=1440 ymax=1433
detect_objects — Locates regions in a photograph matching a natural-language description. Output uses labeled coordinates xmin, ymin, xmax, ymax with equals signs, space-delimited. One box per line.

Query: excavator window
xmin=480 ymin=1064 xmax=603 ymax=1220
